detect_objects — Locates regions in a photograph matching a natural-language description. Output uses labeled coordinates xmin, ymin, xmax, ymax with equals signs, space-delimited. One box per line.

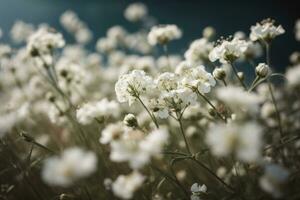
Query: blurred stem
xmin=175 ymin=112 xmax=192 ymax=155
xmin=163 ymin=44 xmax=171 ymax=68
xmin=195 ymin=89 xmax=226 ymax=122
xmin=188 ymin=156 xmax=235 ymax=193
xmin=230 ymin=62 xmax=247 ymax=90
xmin=265 ymin=43 xmax=283 ymax=136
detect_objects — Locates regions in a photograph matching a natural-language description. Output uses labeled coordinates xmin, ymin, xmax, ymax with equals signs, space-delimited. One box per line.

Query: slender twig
xmin=136 ymin=96 xmax=159 ymax=128
xmin=230 ymin=62 xmax=247 ymax=90
xmin=195 ymin=89 xmax=226 ymax=122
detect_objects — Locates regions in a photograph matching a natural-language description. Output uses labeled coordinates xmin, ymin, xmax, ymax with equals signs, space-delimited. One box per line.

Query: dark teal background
xmin=0 ymin=0 xmax=299 ymax=71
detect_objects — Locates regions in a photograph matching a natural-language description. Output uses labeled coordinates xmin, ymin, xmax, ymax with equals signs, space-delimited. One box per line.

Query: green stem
xmin=230 ymin=62 xmax=247 ymax=90
xmin=176 ymin=114 xmax=192 ymax=155
xmin=136 ymin=96 xmax=159 ymax=128
xmin=196 ymin=89 xmax=226 ymax=122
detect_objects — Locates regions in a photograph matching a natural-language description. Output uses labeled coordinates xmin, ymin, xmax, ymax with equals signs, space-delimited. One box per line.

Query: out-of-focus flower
xmin=124 ymin=3 xmax=148 ymax=22
xmin=123 ymin=113 xmax=138 ymax=128
xmin=27 ymin=27 xmax=65 ymax=56
xmin=76 ymin=98 xmax=120 ymax=125
xmin=96 ymin=37 xmax=117 ymax=54
xmin=109 ymin=128 xmax=168 ymax=169
xmin=250 ymin=18 xmax=285 ymax=42
xmin=286 ymin=64 xmax=300 ymax=88
xmin=206 ymin=122 xmax=263 ymax=162
xmin=148 ymin=25 xmax=182 ymax=45
xmin=42 ymin=147 xmax=97 ymax=186
xmin=184 ymin=38 xmax=213 ymax=65
xmin=60 ymin=10 xmax=92 ymax=44
xmin=296 ymin=19 xmax=300 ymax=41
xmin=112 ymin=171 xmax=145 ymax=199
xmin=216 ymin=86 xmax=262 ymax=116
xmin=202 ymin=26 xmax=215 ymax=39
xmin=10 ymin=21 xmax=35 ymax=43
xmin=259 ymin=164 xmax=289 ymax=198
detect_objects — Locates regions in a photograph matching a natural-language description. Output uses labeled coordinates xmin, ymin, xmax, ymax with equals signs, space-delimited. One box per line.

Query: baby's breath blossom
xmin=112 ymin=171 xmax=145 ymax=199
xmin=10 ymin=20 xmax=35 ymax=43
xmin=181 ymin=65 xmax=216 ymax=94
xmin=124 ymin=3 xmax=148 ymax=22
xmin=255 ymin=63 xmax=270 ymax=78
xmin=285 ymin=64 xmax=300 ymax=88
xmin=42 ymin=147 xmax=97 ymax=187
xmin=107 ymin=25 xmax=127 ymax=43
xmin=27 ymin=27 xmax=65 ymax=56
xmin=96 ymin=37 xmax=117 ymax=53
xmin=76 ymin=98 xmax=120 ymax=125
xmin=202 ymin=26 xmax=215 ymax=39
xmin=148 ymin=25 xmax=182 ymax=45
xmin=209 ymin=37 xmax=249 ymax=63
xmin=60 ymin=10 xmax=92 ymax=44
xmin=216 ymin=86 xmax=262 ymax=116
xmin=100 ymin=122 xmax=124 ymax=144
xmin=206 ymin=122 xmax=263 ymax=162
xmin=184 ymin=38 xmax=213 ymax=64
xmin=109 ymin=128 xmax=169 ymax=169
xmin=115 ymin=70 xmax=153 ymax=106
xmin=296 ymin=19 xmax=300 ymax=41
xmin=190 ymin=183 xmax=207 ymax=200
xmin=250 ymin=19 xmax=285 ymax=42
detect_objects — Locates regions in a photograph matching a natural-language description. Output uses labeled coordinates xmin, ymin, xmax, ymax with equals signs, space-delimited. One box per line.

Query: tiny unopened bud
xmin=123 ymin=113 xmax=138 ymax=128
xmin=237 ymin=72 xmax=244 ymax=81
xmin=46 ymin=92 xmax=55 ymax=102
xmin=255 ymin=63 xmax=270 ymax=78
xmin=208 ymin=107 xmax=216 ymax=117
xmin=202 ymin=26 xmax=216 ymax=39
xmin=213 ymin=68 xmax=226 ymax=80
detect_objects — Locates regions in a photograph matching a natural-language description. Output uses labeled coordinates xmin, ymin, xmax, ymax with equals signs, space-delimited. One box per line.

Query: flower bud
xmin=202 ymin=26 xmax=216 ymax=39
xmin=213 ymin=68 xmax=226 ymax=80
xmin=255 ymin=63 xmax=270 ymax=78
xmin=237 ymin=72 xmax=244 ymax=81
xmin=123 ymin=113 xmax=138 ymax=128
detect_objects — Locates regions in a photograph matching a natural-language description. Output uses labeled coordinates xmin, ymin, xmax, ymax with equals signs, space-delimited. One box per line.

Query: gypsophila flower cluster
xmin=0 ymin=4 xmax=299 ymax=200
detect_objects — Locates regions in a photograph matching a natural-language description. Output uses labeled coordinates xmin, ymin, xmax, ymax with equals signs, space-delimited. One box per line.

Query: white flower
xmin=100 ymin=123 xmax=124 ymax=144
xmin=107 ymin=25 xmax=127 ymax=43
xmin=259 ymin=164 xmax=289 ymax=198
xmin=216 ymin=86 xmax=262 ymax=116
xmin=115 ymin=70 xmax=153 ymax=105
xmin=202 ymin=26 xmax=215 ymax=39
xmin=184 ymin=38 xmax=213 ymax=64
xmin=190 ymin=183 xmax=207 ymax=200
xmin=124 ymin=3 xmax=148 ymax=22
xmin=96 ymin=37 xmax=117 ymax=53
xmin=42 ymin=147 xmax=97 ymax=186
xmin=10 ymin=20 xmax=35 ymax=43
xmin=148 ymin=25 xmax=182 ymax=45
xmin=286 ymin=64 xmax=300 ymax=88
xmin=181 ymin=65 xmax=216 ymax=94
xmin=60 ymin=10 xmax=92 ymax=44
xmin=155 ymin=72 xmax=178 ymax=91
xmin=112 ymin=171 xmax=145 ymax=199
xmin=206 ymin=122 xmax=263 ymax=162
xmin=250 ymin=19 xmax=285 ymax=42
xmin=76 ymin=98 xmax=120 ymax=125
xmin=296 ymin=19 xmax=300 ymax=41
xmin=27 ymin=27 xmax=65 ymax=56
xmin=209 ymin=38 xmax=249 ymax=63
xmin=110 ymin=128 xmax=169 ymax=169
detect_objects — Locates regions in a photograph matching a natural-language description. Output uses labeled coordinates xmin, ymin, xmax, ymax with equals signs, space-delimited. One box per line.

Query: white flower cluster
xmin=76 ymin=98 xmax=120 ymax=125
xmin=42 ymin=147 xmax=97 ymax=186
xmin=148 ymin=24 xmax=182 ymax=45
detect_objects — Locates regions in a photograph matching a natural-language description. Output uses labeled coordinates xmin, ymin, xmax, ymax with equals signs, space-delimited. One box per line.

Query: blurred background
xmin=0 ymin=0 xmax=299 ymax=71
